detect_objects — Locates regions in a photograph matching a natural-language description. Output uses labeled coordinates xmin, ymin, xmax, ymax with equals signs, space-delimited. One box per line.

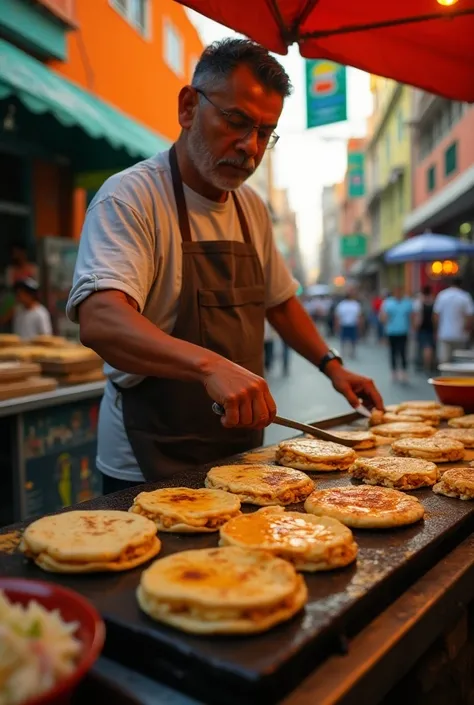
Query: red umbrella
xmin=176 ymin=0 xmax=474 ymax=101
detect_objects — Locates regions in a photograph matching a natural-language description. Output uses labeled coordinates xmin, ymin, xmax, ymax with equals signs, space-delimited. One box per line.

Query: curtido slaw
xmin=0 ymin=590 xmax=81 ymax=705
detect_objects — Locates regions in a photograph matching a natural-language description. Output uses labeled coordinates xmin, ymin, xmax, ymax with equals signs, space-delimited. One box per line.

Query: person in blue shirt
xmin=380 ymin=287 xmax=414 ymax=382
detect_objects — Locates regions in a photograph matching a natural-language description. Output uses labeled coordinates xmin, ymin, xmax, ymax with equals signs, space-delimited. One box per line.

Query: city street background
xmin=265 ymin=337 xmax=436 ymax=445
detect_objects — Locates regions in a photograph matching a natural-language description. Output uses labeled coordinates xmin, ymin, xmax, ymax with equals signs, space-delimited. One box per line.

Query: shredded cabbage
xmin=0 ymin=591 xmax=81 ymax=705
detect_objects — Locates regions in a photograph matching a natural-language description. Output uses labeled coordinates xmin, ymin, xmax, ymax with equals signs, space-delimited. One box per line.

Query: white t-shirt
xmin=434 ymin=287 xmax=474 ymax=342
xmin=66 ymin=150 xmax=298 ymax=481
xmin=13 ymin=304 xmax=52 ymax=339
xmin=335 ymin=299 xmax=362 ymax=327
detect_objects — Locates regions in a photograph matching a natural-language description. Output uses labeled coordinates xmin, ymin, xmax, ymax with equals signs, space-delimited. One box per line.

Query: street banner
xmin=347 ymin=150 xmax=365 ymax=198
xmin=340 ymin=234 xmax=367 ymax=258
xmin=306 ymin=60 xmax=347 ymax=129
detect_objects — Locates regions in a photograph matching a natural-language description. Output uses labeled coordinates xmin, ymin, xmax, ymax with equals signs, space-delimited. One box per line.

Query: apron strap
xmin=232 ymin=192 xmax=253 ymax=246
xmin=169 ymin=144 xmax=192 ymax=243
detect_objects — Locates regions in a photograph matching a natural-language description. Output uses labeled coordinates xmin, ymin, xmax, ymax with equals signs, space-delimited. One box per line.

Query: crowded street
xmin=265 ymin=338 xmax=438 ymax=446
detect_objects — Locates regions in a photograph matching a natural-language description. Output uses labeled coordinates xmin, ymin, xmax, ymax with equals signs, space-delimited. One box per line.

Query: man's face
xmin=180 ymin=65 xmax=284 ymax=192
xmin=15 ymin=288 xmax=30 ymax=306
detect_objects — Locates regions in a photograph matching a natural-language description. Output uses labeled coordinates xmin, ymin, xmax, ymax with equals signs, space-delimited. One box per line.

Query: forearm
xmin=78 ymin=291 xmax=219 ymax=382
xmin=266 ymin=296 xmax=335 ymax=369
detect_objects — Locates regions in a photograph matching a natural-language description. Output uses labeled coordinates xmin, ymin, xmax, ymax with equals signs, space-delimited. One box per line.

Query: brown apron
xmin=114 ymin=145 xmax=265 ymax=481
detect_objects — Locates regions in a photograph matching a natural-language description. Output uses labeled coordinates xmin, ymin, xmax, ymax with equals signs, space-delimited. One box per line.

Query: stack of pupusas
xmin=129 ymin=487 xmax=241 ymax=532
xmin=20 ymin=510 xmax=161 ymax=572
xmin=137 ymin=546 xmax=307 ymax=635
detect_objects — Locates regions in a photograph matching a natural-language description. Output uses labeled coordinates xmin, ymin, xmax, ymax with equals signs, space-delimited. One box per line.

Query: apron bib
xmin=115 ymin=145 xmax=265 ymax=480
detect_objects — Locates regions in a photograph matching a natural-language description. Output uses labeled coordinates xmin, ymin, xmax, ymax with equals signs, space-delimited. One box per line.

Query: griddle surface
xmin=2 ymin=426 xmax=474 ymax=705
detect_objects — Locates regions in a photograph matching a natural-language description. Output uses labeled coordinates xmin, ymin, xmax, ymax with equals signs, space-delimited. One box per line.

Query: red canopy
xmin=176 ymin=0 xmax=474 ymax=101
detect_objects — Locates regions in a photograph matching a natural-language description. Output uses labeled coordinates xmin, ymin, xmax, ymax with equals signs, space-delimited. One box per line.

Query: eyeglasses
xmin=195 ymin=89 xmax=280 ymax=150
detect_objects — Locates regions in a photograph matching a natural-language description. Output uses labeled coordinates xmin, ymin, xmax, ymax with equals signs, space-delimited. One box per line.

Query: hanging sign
xmin=306 ymin=60 xmax=347 ymax=129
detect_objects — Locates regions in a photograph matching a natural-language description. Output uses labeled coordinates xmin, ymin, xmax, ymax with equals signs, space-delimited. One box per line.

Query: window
xmin=418 ymin=101 xmax=464 ymax=163
xmin=445 ymin=142 xmax=458 ymax=177
xmin=163 ymin=19 xmax=184 ymax=76
xmin=110 ymin=0 xmax=149 ymax=36
xmin=427 ymin=165 xmax=436 ymax=192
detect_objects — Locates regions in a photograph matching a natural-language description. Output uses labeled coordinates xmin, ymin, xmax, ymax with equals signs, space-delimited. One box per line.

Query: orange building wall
xmin=413 ymin=108 xmax=474 ymax=209
xmin=33 ymin=0 xmax=203 ymax=241
xmin=50 ymin=0 xmax=204 ymax=142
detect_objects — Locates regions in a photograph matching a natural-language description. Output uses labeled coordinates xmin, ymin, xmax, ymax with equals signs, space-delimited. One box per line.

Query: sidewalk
xmin=264 ymin=337 xmax=437 ymax=445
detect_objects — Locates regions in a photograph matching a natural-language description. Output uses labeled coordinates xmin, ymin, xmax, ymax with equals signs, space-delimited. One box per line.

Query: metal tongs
xmin=211 ymin=403 xmax=369 ymax=448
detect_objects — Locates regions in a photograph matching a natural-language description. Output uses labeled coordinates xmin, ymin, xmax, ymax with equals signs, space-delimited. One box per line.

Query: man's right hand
xmin=201 ymin=357 xmax=276 ymax=430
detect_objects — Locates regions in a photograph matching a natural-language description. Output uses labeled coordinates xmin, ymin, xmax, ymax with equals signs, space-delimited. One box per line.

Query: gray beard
xmin=187 ymin=122 xmax=255 ymax=192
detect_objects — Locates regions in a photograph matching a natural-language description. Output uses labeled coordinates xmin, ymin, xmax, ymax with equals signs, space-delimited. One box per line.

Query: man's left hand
xmin=327 ymin=364 xmax=384 ymax=411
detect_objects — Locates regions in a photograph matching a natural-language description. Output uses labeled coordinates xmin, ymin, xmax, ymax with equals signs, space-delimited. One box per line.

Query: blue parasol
xmin=384 ymin=233 xmax=474 ymax=264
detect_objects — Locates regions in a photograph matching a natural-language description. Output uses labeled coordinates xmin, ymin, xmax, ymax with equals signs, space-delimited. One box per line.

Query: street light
xmin=437 ymin=0 xmax=459 ymax=5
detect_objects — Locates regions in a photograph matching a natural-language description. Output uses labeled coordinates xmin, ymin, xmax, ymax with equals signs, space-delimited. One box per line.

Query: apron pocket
xmin=198 ymin=285 xmax=265 ymax=364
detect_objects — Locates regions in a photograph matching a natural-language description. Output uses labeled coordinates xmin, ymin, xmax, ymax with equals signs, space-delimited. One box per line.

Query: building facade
xmin=0 ymin=0 xmax=203 ymax=261
xmin=365 ymin=77 xmax=412 ymax=288
xmin=404 ymin=91 xmax=474 ymax=292
xmin=319 ymin=184 xmax=342 ymax=287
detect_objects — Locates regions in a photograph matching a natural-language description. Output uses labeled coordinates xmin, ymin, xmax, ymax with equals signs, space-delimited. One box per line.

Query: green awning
xmin=0 ymin=39 xmax=169 ymax=164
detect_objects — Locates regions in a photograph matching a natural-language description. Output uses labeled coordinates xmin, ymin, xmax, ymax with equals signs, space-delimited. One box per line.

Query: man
xmin=0 ymin=244 xmax=39 ymax=331
xmin=334 ymin=290 xmax=362 ymax=359
xmin=13 ymin=279 xmax=52 ymax=339
xmin=413 ymin=285 xmax=435 ymax=372
xmin=434 ymin=277 xmax=474 ymax=363
xmin=67 ymin=39 xmax=383 ymax=493
xmin=380 ymin=287 xmax=413 ymax=383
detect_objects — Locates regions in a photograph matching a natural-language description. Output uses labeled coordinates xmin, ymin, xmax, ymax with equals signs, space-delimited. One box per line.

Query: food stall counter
xmin=0 ymin=380 xmax=105 ymax=526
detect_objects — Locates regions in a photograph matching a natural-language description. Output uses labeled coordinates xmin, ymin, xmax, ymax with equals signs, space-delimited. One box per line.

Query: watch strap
xmin=318 ymin=350 xmax=343 ymax=374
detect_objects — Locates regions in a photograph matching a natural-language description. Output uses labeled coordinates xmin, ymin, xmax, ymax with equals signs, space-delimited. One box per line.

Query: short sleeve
xmin=66 ymin=196 xmax=156 ymax=322
xmin=261 ymin=209 xmax=298 ymax=309
xmin=464 ymin=294 xmax=474 ymax=315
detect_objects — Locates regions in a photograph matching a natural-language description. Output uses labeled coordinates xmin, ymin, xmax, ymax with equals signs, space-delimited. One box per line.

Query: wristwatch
xmin=318 ymin=349 xmax=343 ymax=374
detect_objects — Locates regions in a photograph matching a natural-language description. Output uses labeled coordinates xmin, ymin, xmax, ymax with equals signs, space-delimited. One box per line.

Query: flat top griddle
xmin=1 ymin=414 xmax=474 ymax=705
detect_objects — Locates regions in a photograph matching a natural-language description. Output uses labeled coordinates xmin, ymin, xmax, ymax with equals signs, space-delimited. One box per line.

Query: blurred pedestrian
xmin=413 ymin=285 xmax=435 ymax=372
xmin=264 ymin=319 xmax=275 ymax=373
xmin=13 ymin=278 xmax=52 ymax=339
xmin=281 ymin=339 xmax=290 ymax=376
xmin=371 ymin=292 xmax=384 ymax=343
xmin=380 ymin=287 xmax=413 ymax=383
xmin=434 ymin=277 xmax=474 ymax=363
xmin=335 ymin=290 xmax=362 ymax=360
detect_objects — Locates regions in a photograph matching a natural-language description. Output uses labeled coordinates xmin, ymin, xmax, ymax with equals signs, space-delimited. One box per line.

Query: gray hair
xmin=192 ymin=38 xmax=293 ymax=98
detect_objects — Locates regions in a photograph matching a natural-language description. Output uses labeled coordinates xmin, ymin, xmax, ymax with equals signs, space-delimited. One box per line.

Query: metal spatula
xmin=211 ymin=403 xmax=358 ymax=447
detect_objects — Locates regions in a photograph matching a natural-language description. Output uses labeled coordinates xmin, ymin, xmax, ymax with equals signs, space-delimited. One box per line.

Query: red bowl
xmin=0 ymin=578 xmax=105 ymax=705
xmin=428 ymin=376 xmax=474 ymax=412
